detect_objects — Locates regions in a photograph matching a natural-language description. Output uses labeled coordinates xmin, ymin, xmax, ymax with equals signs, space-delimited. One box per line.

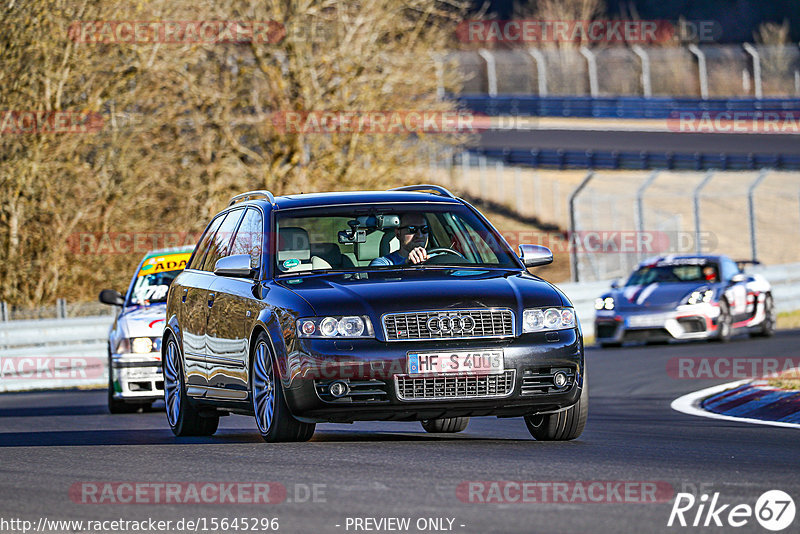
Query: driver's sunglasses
xmin=400 ymin=225 xmax=430 ymax=235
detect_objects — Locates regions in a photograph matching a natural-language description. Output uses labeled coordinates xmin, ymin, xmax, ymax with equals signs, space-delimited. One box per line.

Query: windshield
xmin=274 ymin=204 xmax=520 ymax=275
xmin=129 ymin=270 xmax=181 ymax=305
xmin=626 ymin=263 xmax=719 ymax=286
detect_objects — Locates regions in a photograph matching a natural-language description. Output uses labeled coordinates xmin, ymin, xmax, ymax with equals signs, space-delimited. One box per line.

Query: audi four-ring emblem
xmin=426 ymin=314 xmax=476 ymax=334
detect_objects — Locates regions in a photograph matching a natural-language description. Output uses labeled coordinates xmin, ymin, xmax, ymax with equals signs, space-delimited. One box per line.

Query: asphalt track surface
xmin=1 ymin=331 xmax=799 ymax=534
xmin=477 ymin=129 xmax=800 ymax=156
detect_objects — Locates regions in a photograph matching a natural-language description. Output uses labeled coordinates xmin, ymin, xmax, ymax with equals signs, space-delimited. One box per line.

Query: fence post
xmin=478 ymin=49 xmax=498 ymax=96
xmin=632 ymin=45 xmax=652 ymax=98
xmin=635 ymin=170 xmax=660 ymax=261
xmin=430 ymin=52 xmax=445 ymax=100
xmin=693 ymin=171 xmax=715 ymax=253
xmin=742 ymin=43 xmax=763 ymax=100
xmin=57 ymin=298 xmax=67 ymax=319
xmin=0 ymin=301 xmax=7 ymax=322
xmin=748 ymin=169 xmax=769 ymax=261
xmin=528 ymin=48 xmax=548 ymax=96
xmin=496 ymin=160 xmax=505 ymax=204
xmin=479 ymin=154 xmax=488 ymax=197
xmin=569 ymin=171 xmax=595 ymax=282
xmin=460 ymin=151 xmax=469 ymax=191
xmin=688 ymin=44 xmax=709 ymax=100
xmin=580 ymin=46 xmax=599 ymax=97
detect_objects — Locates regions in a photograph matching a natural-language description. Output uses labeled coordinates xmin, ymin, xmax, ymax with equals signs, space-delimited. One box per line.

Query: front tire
xmin=421 ymin=417 xmax=469 ymax=433
xmin=714 ymin=299 xmax=732 ymax=343
xmin=251 ymin=335 xmax=315 ymax=443
xmin=163 ymin=335 xmax=218 ymax=436
xmin=752 ymin=294 xmax=775 ymax=338
xmin=524 ymin=371 xmax=587 ymax=441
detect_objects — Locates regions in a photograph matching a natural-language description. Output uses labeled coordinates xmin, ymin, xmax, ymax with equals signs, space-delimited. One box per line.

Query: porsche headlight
xmin=686 ymin=290 xmax=714 ymax=305
xmin=297 ymin=316 xmax=374 ymax=338
xmin=595 ymin=297 xmax=615 ymax=310
xmin=523 ymin=307 xmax=576 ymax=333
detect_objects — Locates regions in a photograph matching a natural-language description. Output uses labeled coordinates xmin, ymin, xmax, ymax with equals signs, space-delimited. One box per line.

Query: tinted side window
xmin=202 ymin=209 xmax=244 ymax=272
xmin=231 ymin=208 xmax=264 ymax=270
xmin=187 ymin=215 xmax=226 ymax=270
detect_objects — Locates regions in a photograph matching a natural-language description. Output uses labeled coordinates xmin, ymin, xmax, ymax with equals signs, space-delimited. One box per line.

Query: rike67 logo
xmin=668 ymin=490 xmax=795 ymax=531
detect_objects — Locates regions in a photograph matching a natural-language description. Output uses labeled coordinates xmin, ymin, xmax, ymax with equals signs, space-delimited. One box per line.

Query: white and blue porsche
xmin=594 ymin=255 xmax=774 ymax=347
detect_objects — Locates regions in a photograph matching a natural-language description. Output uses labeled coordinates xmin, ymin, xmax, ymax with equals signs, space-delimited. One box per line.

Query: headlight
xmin=523 ymin=307 xmax=576 ymax=333
xmin=595 ymin=297 xmax=614 ymax=310
xmin=116 ymin=337 xmax=160 ymax=354
xmin=297 ymin=316 xmax=374 ymax=338
xmin=686 ymin=290 xmax=714 ymax=305
xmin=131 ymin=337 xmax=154 ymax=353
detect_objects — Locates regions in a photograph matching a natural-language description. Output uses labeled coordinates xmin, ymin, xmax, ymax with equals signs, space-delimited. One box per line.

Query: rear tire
xmin=524 ymin=371 xmax=587 ymax=441
xmin=421 ymin=417 xmax=469 ymax=433
xmin=251 ymin=334 xmax=315 ymax=443
xmin=163 ymin=335 xmax=219 ymax=436
xmin=752 ymin=294 xmax=775 ymax=338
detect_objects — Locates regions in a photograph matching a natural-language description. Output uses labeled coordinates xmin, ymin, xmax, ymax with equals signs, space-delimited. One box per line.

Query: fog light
xmin=329 ymin=380 xmax=349 ymax=398
xmin=553 ymin=371 xmax=568 ymax=388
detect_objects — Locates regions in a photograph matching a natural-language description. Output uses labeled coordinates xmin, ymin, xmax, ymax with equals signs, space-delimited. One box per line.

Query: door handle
xmin=181 ymin=288 xmax=188 ymax=304
xmin=208 ymin=293 xmax=215 ymax=308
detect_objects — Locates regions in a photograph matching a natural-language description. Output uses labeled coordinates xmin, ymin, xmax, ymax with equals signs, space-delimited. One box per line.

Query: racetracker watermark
xmin=500 ymin=230 xmax=717 ymax=256
xmin=68 ymin=21 xmax=285 ymax=44
xmin=0 ymin=111 xmax=103 ymax=134
xmin=270 ymin=111 xmax=486 ymax=134
xmin=67 ymin=482 xmax=329 ymax=504
xmin=455 ymin=20 xmax=720 ymax=45
xmin=457 ymin=481 xmax=674 ymax=504
xmin=67 ymin=232 xmax=203 ymax=255
xmin=668 ymin=111 xmax=800 ymax=134
xmin=0 ymin=357 xmax=104 ymax=380
xmin=667 ymin=357 xmax=800 ymax=380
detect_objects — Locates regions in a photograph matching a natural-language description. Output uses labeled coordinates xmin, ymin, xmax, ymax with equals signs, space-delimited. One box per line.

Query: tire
xmin=713 ymin=299 xmax=732 ymax=343
xmin=752 ymin=294 xmax=776 ymax=338
xmin=524 ymin=371 xmax=588 ymax=441
xmin=421 ymin=417 xmax=469 ymax=433
xmin=251 ymin=334 xmax=315 ymax=443
xmin=163 ymin=335 xmax=219 ymax=436
xmin=108 ymin=352 xmax=138 ymax=414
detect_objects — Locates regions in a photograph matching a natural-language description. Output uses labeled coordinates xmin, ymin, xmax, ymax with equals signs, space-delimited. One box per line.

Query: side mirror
xmin=99 ymin=289 xmax=125 ymax=306
xmin=518 ymin=244 xmax=553 ymax=267
xmin=214 ymin=254 xmax=255 ymax=278
xmin=610 ymin=279 xmax=621 ymax=289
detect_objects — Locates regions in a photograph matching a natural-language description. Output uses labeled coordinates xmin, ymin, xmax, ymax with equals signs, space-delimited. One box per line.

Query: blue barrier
xmin=457 ymin=95 xmax=800 ymax=119
xmin=468 ymin=149 xmax=800 ymax=171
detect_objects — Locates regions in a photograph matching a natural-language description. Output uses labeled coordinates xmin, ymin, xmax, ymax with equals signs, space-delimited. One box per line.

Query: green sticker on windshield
xmin=283 ymin=258 xmax=300 ymax=269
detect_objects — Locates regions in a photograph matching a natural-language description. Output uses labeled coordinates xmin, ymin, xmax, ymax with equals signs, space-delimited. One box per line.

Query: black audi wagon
xmin=163 ymin=185 xmax=587 ymax=442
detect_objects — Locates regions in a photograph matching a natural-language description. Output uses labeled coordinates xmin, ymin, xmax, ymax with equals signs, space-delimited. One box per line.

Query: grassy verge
xmin=777 ymin=309 xmax=800 ymax=330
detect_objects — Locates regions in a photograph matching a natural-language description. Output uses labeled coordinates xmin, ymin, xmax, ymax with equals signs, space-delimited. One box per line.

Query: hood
xmin=276 ymin=268 xmax=565 ymax=319
xmin=611 ymin=282 xmax=711 ymax=310
xmin=119 ymin=303 xmax=168 ymax=338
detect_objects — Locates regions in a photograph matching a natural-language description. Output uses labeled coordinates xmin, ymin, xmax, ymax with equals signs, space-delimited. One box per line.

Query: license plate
xmin=122 ymin=367 xmax=161 ymax=380
xmin=407 ymin=351 xmax=504 ymax=376
xmin=627 ymin=314 xmax=668 ymax=327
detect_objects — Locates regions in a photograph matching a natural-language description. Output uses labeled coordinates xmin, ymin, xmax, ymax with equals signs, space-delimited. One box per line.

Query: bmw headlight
xmin=523 ymin=307 xmax=576 ymax=333
xmin=595 ymin=297 xmax=615 ymax=310
xmin=686 ymin=290 xmax=714 ymax=305
xmin=116 ymin=337 xmax=160 ymax=354
xmin=297 ymin=316 xmax=374 ymax=338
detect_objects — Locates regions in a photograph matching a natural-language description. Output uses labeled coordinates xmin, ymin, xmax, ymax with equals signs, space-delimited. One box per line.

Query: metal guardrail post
xmin=693 ymin=171 xmax=715 ymax=253
xmin=688 ymin=44 xmax=709 ymax=100
xmin=528 ymin=48 xmax=548 ymax=96
xmin=631 ymin=45 xmax=652 ymax=98
xmin=479 ymin=154 xmax=488 ymax=196
xmin=635 ymin=170 xmax=660 ymax=262
xmin=495 ymin=161 xmax=504 ymax=204
xmin=57 ymin=298 xmax=67 ymax=319
xmin=580 ymin=47 xmax=599 ymax=98
xmin=569 ymin=171 xmax=595 ymax=282
xmin=748 ymin=169 xmax=769 ymax=261
xmin=430 ymin=52 xmax=445 ymax=100
xmin=742 ymin=43 xmax=763 ymax=100
xmin=0 ymin=301 xmax=7 ymax=322
xmin=460 ymin=151 xmax=469 ymax=190
xmin=514 ymin=167 xmax=523 ymax=214
xmin=477 ymin=49 xmax=498 ymax=97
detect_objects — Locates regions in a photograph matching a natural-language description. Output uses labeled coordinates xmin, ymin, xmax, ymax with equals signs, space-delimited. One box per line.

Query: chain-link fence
xmin=448 ymin=45 xmax=800 ymax=97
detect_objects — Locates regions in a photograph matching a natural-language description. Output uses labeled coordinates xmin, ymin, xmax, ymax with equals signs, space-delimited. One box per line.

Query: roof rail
xmin=388 ymin=184 xmax=456 ymax=198
xmin=228 ymin=190 xmax=276 ymax=207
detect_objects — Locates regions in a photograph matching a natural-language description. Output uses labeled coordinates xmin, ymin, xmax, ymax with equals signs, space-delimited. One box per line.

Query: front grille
xmin=394 ymin=370 xmax=515 ymax=400
xmin=382 ymin=309 xmax=514 ymax=341
xmin=521 ymin=367 xmax=576 ymax=396
xmin=677 ymin=317 xmax=706 ymax=333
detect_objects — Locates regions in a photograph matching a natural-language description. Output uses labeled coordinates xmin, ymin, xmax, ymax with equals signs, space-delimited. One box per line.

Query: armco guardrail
xmin=1 ymin=262 xmax=799 ymax=392
xmin=457 ymin=95 xmax=800 ymax=120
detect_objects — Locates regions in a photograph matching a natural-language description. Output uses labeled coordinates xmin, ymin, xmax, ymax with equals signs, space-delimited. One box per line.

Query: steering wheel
xmin=427 ymin=247 xmax=466 ymax=259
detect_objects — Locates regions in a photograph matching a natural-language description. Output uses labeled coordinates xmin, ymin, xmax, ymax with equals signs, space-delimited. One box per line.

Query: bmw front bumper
xmin=110 ymin=352 xmax=163 ymax=401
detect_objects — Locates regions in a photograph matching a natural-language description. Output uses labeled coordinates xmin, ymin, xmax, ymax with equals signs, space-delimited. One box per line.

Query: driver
xmin=370 ymin=213 xmax=429 ymax=266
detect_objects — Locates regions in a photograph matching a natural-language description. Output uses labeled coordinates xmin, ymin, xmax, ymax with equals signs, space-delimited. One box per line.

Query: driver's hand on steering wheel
xmin=407 ymin=247 xmax=429 ymax=265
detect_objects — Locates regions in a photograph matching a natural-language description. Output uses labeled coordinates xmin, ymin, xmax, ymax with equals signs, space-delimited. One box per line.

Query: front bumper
xmin=280 ymin=329 xmax=584 ymax=423
xmin=110 ymin=352 xmax=163 ymax=401
xmin=595 ymin=303 xmax=720 ymax=343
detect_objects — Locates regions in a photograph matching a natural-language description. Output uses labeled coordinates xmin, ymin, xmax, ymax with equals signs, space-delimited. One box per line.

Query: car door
xmin=178 ymin=212 xmax=233 ymax=392
xmin=205 ymin=207 xmax=265 ymax=399
xmin=720 ymin=257 xmax=748 ymax=319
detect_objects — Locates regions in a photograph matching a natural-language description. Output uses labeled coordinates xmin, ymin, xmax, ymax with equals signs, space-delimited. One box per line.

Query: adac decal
xmin=138 ymin=253 xmax=191 ymax=276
